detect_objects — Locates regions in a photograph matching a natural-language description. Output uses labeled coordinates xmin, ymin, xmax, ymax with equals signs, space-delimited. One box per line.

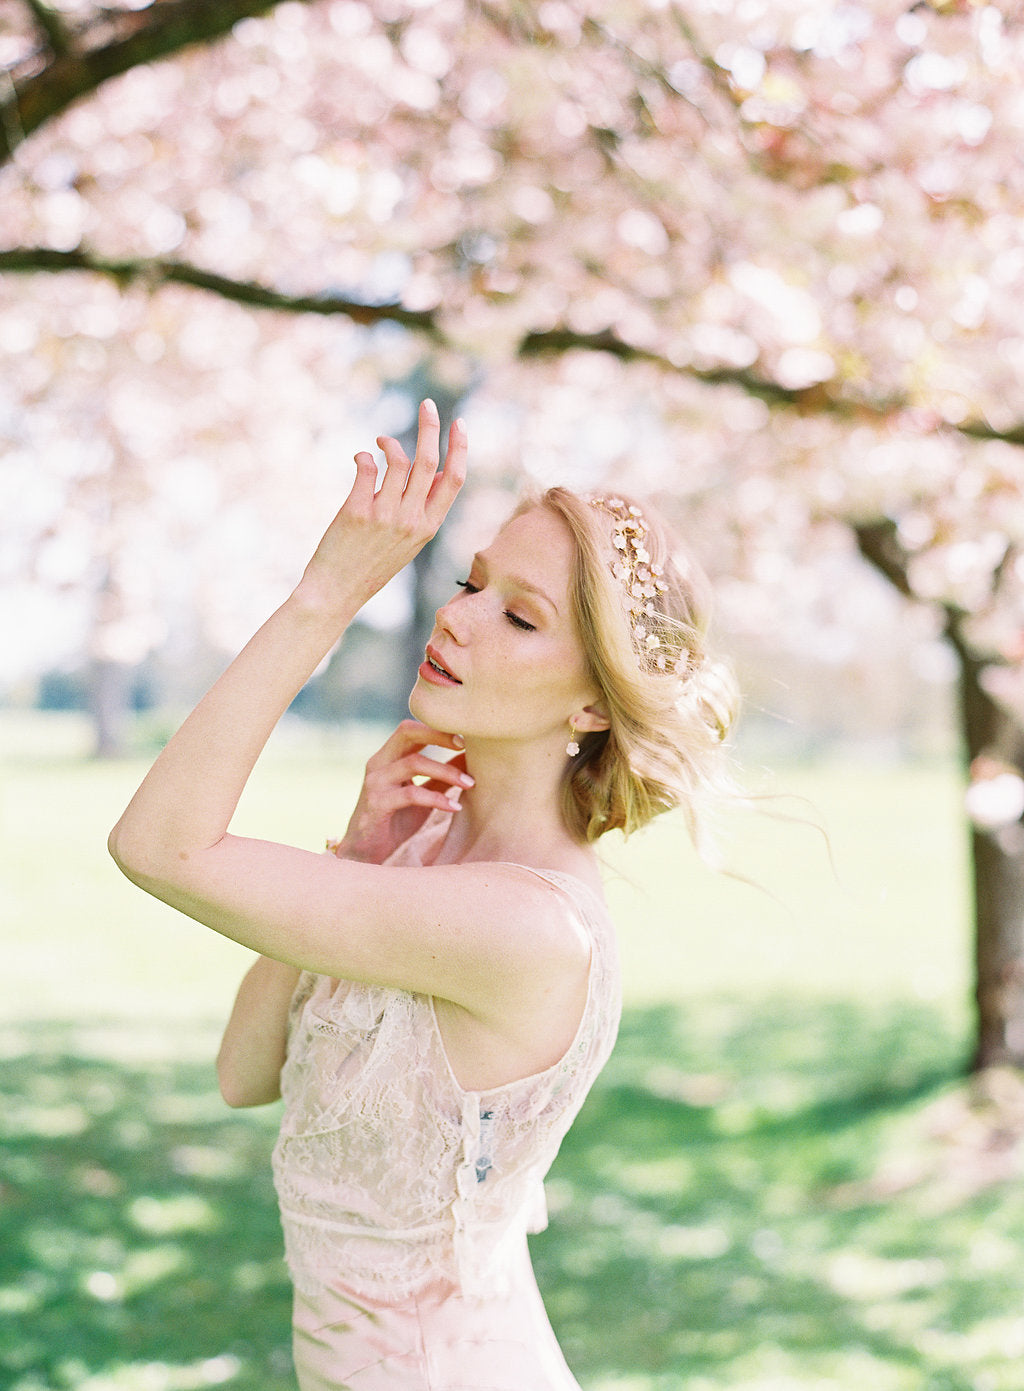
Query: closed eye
xmin=505 ymin=611 xmax=536 ymax=632
xmin=454 ymin=580 xmax=537 ymax=633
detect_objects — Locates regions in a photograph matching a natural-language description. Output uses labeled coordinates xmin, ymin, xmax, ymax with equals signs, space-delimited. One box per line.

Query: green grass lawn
xmin=4 ymin=712 xmax=1019 ymax=1391
xmin=0 ymin=711 xmax=973 ymax=1022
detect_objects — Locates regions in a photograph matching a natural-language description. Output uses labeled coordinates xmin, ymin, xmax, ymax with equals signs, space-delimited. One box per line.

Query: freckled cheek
xmin=503 ymin=649 xmax=584 ymax=703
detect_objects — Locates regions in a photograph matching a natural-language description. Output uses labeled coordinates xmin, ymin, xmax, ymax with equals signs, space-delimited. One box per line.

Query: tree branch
xmin=9 ymin=243 xmax=1024 ymax=455
xmin=0 ymin=244 xmax=844 ymax=409
xmin=956 ymin=418 xmax=1024 ymax=450
xmin=518 ymin=324 xmax=897 ymax=416
xmin=0 ymin=244 xmax=444 ymax=335
xmin=851 ymin=518 xmax=916 ymax=600
xmin=21 ymin=0 xmax=74 ymax=58
xmin=2 ymin=0 xmax=306 ymax=166
xmin=852 ymin=518 xmax=996 ymax=677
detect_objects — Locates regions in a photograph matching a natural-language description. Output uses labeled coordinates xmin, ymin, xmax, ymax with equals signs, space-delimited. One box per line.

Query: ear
xmin=572 ymin=701 xmax=610 ymax=735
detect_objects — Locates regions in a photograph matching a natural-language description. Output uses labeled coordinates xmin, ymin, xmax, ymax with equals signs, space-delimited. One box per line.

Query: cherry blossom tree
xmin=2 ymin=0 xmax=1022 ymax=1065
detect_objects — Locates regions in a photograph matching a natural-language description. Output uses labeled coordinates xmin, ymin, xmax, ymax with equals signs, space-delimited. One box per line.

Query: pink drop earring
xmin=566 ymin=722 xmax=580 ymax=758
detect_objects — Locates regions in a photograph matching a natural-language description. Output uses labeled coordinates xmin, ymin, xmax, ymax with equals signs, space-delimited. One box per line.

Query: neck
xmin=440 ymin=734 xmax=580 ymax=867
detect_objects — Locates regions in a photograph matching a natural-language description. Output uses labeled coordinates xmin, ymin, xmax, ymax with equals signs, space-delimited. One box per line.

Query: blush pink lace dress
xmin=271 ymin=809 xmax=621 ymax=1391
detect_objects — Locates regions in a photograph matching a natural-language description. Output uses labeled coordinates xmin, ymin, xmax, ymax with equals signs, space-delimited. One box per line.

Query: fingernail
xmin=453 ymin=734 xmax=465 ymax=748
xmin=454 ymin=417 xmax=466 ymax=433
xmin=459 ymin=773 xmax=475 ymax=787
xmin=446 ymin=795 xmax=462 ymax=811
xmin=423 ymin=398 xmax=438 ymax=418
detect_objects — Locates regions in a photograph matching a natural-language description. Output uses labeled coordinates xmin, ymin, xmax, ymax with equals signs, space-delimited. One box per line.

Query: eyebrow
xmin=472 ymin=553 xmax=559 ymax=615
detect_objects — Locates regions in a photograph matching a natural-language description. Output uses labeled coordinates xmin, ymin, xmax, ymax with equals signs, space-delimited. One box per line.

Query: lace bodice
xmin=271 ymin=810 xmax=621 ymax=1301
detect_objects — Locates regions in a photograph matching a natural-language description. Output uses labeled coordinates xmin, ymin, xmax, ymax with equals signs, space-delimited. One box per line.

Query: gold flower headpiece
xmin=590 ymin=496 xmax=689 ymax=678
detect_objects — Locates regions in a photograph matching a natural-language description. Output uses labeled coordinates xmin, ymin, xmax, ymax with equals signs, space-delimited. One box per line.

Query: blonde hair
xmin=516 ymin=488 xmax=739 ymax=847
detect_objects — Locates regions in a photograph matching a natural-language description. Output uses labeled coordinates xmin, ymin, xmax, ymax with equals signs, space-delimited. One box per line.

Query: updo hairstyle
xmin=516 ymin=488 xmax=739 ymax=847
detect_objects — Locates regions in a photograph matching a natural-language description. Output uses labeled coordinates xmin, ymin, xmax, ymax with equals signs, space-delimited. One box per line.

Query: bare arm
xmin=108 ymin=404 xmax=584 ymax=1019
xmin=215 ymin=720 xmax=472 ymax=1108
xmin=109 ymin=401 xmax=464 ymax=874
xmin=217 ymin=955 xmax=301 ymax=1107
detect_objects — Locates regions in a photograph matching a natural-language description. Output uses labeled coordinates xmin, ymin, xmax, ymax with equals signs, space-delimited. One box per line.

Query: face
xmin=410 ymin=506 xmax=603 ymax=748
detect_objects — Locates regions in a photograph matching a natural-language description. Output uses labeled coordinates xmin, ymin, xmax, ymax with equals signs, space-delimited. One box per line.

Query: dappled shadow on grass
xmin=3 ymin=1001 xmax=1021 ymax=1391
xmin=533 ymin=997 xmax=1024 ymax=1391
xmin=0 ymin=1024 xmax=294 ymax=1391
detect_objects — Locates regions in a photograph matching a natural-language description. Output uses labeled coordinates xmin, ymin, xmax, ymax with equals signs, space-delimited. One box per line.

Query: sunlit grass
xmin=600 ymin=752 xmax=971 ymax=1008
xmin=3 ymin=711 xmax=1011 ymax=1391
xmin=0 ymin=711 xmax=972 ymax=1024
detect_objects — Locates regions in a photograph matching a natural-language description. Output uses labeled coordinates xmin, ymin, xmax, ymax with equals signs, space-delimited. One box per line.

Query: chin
xmin=409 ymin=686 xmax=465 ymax=743
xmin=407 ymin=680 xmax=437 ymax=725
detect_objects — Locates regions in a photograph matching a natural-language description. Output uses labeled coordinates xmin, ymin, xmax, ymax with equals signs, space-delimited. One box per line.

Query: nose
xmin=434 ymin=594 xmax=467 ymax=644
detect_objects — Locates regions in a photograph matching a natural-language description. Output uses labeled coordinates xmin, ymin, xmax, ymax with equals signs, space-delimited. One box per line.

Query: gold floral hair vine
xmin=589 ymin=496 xmax=689 ymax=678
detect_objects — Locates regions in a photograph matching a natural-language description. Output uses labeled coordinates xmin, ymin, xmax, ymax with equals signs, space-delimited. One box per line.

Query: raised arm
xmin=109 ymin=399 xmax=465 ymax=878
xmin=108 ymin=403 xmax=584 ymax=1023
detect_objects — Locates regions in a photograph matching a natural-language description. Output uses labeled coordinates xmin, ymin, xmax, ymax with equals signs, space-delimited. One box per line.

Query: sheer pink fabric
xmin=291 ymin=1235 xmax=581 ymax=1390
xmin=271 ymin=808 xmax=621 ymax=1387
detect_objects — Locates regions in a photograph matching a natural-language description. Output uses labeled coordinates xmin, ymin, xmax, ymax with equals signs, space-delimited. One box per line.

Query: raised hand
xmin=328 ymin=720 xmax=473 ymax=864
xmin=299 ymin=399 xmax=466 ymax=615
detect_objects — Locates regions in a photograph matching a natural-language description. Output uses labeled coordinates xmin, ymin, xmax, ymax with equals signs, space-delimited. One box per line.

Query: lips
xmin=425 ymin=644 xmax=462 ymax=684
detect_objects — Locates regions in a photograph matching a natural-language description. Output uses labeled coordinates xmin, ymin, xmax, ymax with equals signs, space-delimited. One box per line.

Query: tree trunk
xmin=90 ymin=657 xmax=133 ymax=758
xmin=954 ymin=639 xmax=1024 ymax=1069
xmin=971 ymin=824 xmax=1024 ymax=1068
xmin=854 ymin=520 xmax=1024 ymax=1071
xmin=396 ymin=375 xmax=469 ymax=709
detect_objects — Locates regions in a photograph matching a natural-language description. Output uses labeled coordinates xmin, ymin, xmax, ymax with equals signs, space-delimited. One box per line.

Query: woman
xmin=109 ymin=399 xmax=734 ymax=1390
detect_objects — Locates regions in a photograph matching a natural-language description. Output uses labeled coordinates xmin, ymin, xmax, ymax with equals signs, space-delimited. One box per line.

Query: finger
xmin=389 ymin=751 xmax=474 ymax=790
xmin=425 ymin=416 xmax=467 ymax=523
xmin=392 ymin=720 xmax=463 ymax=754
xmin=397 ymin=400 xmax=442 ymax=514
xmin=348 ymin=451 xmax=379 ymax=511
xmin=421 ymin=760 xmax=471 ymax=797
xmin=421 ymin=785 xmax=466 ymax=812
xmin=414 ymin=757 xmax=474 ymax=792
xmin=366 ymin=721 xmax=460 ymax=772
xmin=414 ymin=399 xmax=441 ymax=470
xmin=366 ymin=722 xmax=421 ymax=770
xmin=374 ymin=434 xmax=412 ymax=505
xmin=378 ymin=781 xmax=466 ymax=815
xmin=441 ymin=750 xmax=468 ymax=778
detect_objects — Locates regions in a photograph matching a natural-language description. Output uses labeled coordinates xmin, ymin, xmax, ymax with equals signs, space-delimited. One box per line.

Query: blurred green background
xmin=6 ymin=711 xmax=1020 ymax=1391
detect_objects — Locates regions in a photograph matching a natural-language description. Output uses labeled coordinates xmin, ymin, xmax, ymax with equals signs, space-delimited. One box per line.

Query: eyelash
xmin=455 ymin=580 xmax=537 ymax=632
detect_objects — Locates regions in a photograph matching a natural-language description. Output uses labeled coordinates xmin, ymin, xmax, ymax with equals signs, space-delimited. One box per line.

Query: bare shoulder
xmin=357 ymin=858 xmax=593 ymax=971
xmin=331 ymin=856 xmax=594 ymax=1025
xmin=491 ymin=860 xmax=597 ymax=959
xmin=423 ymin=863 xmax=596 ymax=1084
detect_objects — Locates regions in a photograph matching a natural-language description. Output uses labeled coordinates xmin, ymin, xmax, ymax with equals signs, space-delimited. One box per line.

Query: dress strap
xmin=499 ymin=863 xmax=609 ymax=916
